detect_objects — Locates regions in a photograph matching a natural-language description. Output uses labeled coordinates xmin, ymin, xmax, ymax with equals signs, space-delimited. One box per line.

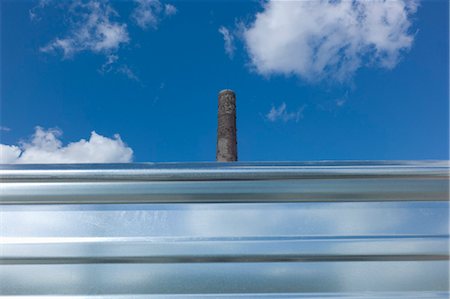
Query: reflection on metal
xmin=1 ymin=161 xmax=449 ymax=204
xmin=0 ymin=162 xmax=449 ymax=297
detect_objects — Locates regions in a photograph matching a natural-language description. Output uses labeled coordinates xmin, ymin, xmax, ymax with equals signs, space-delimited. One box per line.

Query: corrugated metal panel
xmin=1 ymin=161 xmax=449 ymax=298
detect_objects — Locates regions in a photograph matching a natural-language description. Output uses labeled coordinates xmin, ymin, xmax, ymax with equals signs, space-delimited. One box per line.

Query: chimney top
xmin=218 ymin=89 xmax=235 ymax=95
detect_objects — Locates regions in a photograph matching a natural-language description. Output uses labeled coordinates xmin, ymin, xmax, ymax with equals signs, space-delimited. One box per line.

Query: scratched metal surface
xmin=0 ymin=161 xmax=449 ymax=298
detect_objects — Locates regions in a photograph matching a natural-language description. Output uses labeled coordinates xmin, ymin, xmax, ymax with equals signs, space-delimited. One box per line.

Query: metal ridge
xmin=0 ymin=161 xmax=448 ymax=182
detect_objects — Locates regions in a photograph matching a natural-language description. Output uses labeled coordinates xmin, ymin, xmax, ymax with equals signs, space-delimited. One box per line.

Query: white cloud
xmin=335 ymin=91 xmax=349 ymax=107
xmin=0 ymin=144 xmax=21 ymax=164
xmin=266 ymin=102 xmax=305 ymax=123
xmin=0 ymin=127 xmax=133 ymax=164
xmin=164 ymin=4 xmax=177 ymax=16
xmin=132 ymin=0 xmax=177 ymax=30
xmin=335 ymin=98 xmax=346 ymax=107
xmin=117 ymin=65 xmax=140 ymax=81
xmin=0 ymin=126 xmax=11 ymax=132
xmin=41 ymin=0 xmax=129 ymax=58
xmin=243 ymin=0 xmax=418 ymax=82
xmin=99 ymin=54 xmax=140 ymax=81
xmin=219 ymin=26 xmax=236 ymax=59
xmin=37 ymin=0 xmax=176 ymax=79
xmin=29 ymin=0 xmax=51 ymax=21
xmin=100 ymin=54 xmax=119 ymax=73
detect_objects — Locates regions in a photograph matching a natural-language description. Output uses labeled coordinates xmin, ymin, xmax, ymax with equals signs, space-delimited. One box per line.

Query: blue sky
xmin=0 ymin=0 xmax=449 ymax=163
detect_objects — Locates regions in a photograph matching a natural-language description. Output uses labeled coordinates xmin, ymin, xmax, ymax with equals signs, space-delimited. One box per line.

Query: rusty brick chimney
xmin=216 ymin=89 xmax=237 ymax=162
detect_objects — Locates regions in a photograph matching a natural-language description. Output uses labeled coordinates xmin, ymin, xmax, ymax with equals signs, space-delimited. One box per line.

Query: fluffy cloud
xmin=0 ymin=127 xmax=133 ymax=164
xmin=266 ymin=103 xmax=305 ymax=123
xmin=132 ymin=0 xmax=177 ymax=30
xmin=0 ymin=145 xmax=21 ymax=164
xmin=40 ymin=0 xmax=129 ymax=58
xmin=219 ymin=26 xmax=236 ymax=59
xmin=38 ymin=0 xmax=176 ymax=79
xmin=243 ymin=0 xmax=418 ymax=82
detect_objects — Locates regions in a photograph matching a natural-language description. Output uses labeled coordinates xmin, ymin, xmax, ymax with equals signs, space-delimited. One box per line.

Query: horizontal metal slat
xmin=1 ymin=178 xmax=448 ymax=204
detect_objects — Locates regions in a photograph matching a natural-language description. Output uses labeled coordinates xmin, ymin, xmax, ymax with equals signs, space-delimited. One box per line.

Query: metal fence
xmin=1 ymin=161 xmax=449 ymax=298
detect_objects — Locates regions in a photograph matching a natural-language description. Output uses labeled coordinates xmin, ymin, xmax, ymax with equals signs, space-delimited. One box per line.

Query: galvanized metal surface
xmin=1 ymin=161 xmax=448 ymax=205
xmin=0 ymin=161 xmax=449 ymax=297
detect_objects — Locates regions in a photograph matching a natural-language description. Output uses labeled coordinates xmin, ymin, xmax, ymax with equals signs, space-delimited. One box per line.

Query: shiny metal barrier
xmin=1 ymin=161 xmax=449 ymax=298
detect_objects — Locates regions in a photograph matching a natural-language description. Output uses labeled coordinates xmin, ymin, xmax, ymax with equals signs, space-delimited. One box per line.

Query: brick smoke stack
xmin=216 ymin=89 xmax=237 ymax=162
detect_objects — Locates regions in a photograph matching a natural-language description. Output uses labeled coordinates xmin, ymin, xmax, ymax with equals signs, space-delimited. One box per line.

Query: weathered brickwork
xmin=216 ymin=90 xmax=237 ymax=162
